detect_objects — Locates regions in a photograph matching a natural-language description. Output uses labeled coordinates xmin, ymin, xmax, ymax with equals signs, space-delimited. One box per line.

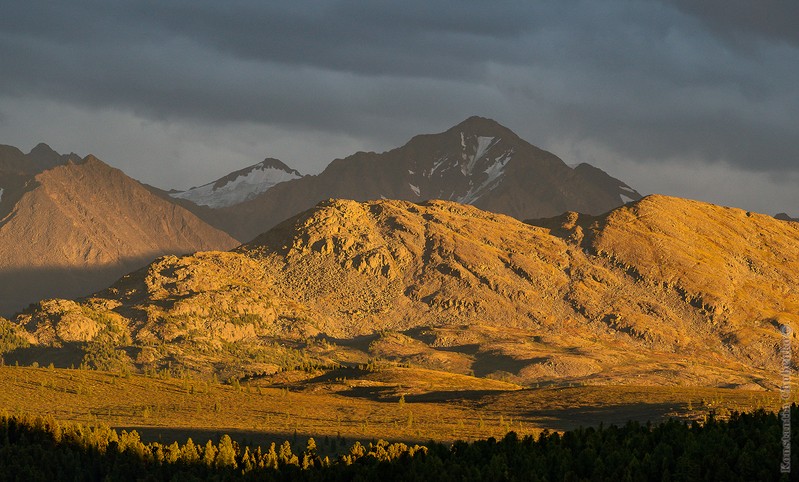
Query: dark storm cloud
xmin=1 ymin=0 xmax=797 ymax=188
xmin=1 ymin=0 xmax=550 ymax=151
xmin=666 ymin=0 xmax=799 ymax=48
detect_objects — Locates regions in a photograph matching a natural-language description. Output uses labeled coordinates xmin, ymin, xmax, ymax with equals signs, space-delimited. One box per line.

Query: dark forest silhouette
xmin=1 ymin=407 xmax=797 ymax=481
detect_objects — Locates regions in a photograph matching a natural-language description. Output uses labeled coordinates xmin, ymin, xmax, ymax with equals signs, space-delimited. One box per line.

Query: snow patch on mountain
xmin=429 ymin=157 xmax=448 ymax=177
xmin=0 ymin=188 xmax=3 ymax=203
xmin=620 ymin=194 xmax=635 ymax=204
xmin=409 ymin=183 xmax=421 ymax=197
xmin=171 ymin=160 xmax=302 ymax=208
xmin=458 ymin=150 xmax=513 ymax=204
xmin=462 ymin=136 xmax=498 ymax=176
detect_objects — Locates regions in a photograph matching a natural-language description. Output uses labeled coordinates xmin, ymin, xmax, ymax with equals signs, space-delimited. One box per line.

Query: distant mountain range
xmin=2 ymin=116 xmax=793 ymax=318
xmin=170 ymin=116 xmax=643 ymax=242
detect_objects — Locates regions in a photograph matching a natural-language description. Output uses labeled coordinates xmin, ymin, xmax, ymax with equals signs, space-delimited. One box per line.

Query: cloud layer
xmin=1 ymin=0 xmax=796 ymax=213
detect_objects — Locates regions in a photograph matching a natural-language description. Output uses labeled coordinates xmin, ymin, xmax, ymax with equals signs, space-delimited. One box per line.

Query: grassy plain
xmin=0 ymin=365 xmax=790 ymax=448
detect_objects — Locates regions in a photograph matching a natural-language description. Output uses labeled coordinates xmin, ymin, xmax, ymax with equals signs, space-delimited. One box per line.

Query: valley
xmin=0 ymin=365 xmax=785 ymax=446
xmin=0 ymin=137 xmax=796 ymax=478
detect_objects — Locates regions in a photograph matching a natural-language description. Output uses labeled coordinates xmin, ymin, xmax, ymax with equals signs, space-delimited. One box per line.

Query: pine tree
xmin=263 ymin=442 xmax=279 ymax=469
xmin=216 ymin=435 xmax=237 ymax=468
xmin=349 ymin=441 xmax=365 ymax=459
xmin=165 ymin=441 xmax=180 ymax=464
xmin=279 ymin=440 xmax=298 ymax=466
xmin=181 ymin=438 xmax=200 ymax=464
xmin=241 ymin=446 xmax=254 ymax=473
xmin=203 ymin=440 xmax=218 ymax=466
xmin=305 ymin=437 xmax=317 ymax=456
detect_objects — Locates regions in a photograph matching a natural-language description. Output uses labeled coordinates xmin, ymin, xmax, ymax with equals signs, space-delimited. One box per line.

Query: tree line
xmin=0 ymin=407 xmax=797 ymax=481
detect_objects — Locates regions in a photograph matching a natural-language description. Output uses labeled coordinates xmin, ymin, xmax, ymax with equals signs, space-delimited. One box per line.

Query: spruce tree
xmin=216 ymin=435 xmax=237 ymax=468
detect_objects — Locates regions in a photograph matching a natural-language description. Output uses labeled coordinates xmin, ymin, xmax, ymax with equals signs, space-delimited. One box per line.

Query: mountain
xmin=775 ymin=213 xmax=798 ymax=222
xmin=9 ymin=195 xmax=797 ymax=390
xmin=177 ymin=117 xmax=641 ymax=242
xmin=169 ymin=158 xmax=303 ymax=208
xmin=0 ymin=142 xmax=74 ymax=175
xmin=0 ymin=143 xmax=81 ymax=216
xmin=0 ymin=150 xmax=239 ymax=316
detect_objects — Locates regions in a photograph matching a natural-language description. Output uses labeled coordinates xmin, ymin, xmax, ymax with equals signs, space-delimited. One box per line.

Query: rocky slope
xmin=0 ymin=153 xmax=239 ymax=316
xmin=7 ymin=195 xmax=797 ymax=389
xmin=0 ymin=143 xmax=80 ymax=218
xmin=183 ymin=117 xmax=641 ymax=241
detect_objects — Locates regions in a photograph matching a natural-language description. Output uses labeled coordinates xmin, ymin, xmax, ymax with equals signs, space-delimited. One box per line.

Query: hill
xmin=0 ymin=152 xmax=239 ymax=316
xmin=5 ymin=195 xmax=797 ymax=391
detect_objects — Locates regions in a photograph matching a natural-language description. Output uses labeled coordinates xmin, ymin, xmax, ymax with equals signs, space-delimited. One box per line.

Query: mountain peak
xmin=28 ymin=143 xmax=57 ymax=157
xmin=448 ymin=116 xmax=517 ymax=139
xmin=26 ymin=142 xmax=65 ymax=172
xmin=254 ymin=158 xmax=302 ymax=177
xmin=457 ymin=115 xmax=499 ymax=126
xmin=79 ymin=154 xmax=106 ymax=167
xmin=170 ymin=156 xmax=303 ymax=209
xmin=775 ymin=212 xmax=798 ymax=222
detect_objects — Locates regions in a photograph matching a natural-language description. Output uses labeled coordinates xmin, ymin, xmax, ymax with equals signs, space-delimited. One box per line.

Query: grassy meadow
xmin=0 ymin=364 xmax=790 ymax=448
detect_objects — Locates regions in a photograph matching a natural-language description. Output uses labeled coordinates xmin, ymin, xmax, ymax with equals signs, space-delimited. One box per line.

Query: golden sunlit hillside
xmin=3 ymin=195 xmax=797 ymax=394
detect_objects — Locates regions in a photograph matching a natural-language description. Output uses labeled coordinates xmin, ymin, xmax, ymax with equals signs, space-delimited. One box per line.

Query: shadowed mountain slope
xmin=0 ymin=154 xmax=239 ymax=316
xmin=185 ymin=117 xmax=641 ymax=241
xmin=775 ymin=213 xmax=798 ymax=222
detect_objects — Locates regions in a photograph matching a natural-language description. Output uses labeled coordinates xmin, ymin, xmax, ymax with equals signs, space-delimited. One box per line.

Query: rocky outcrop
xmin=9 ymin=195 xmax=798 ymax=388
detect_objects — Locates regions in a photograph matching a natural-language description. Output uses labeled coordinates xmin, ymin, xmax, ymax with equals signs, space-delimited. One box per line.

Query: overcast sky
xmin=1 ymin=0 xmax=797 ymax=215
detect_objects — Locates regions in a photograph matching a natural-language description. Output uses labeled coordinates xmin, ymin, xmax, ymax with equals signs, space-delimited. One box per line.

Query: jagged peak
xmin=79 ymin=154 xmax=104 ymax=165
xmin=258 ymin=157 xmax=302 ymax=175
xmin=447 ymin=116 xmax=519 ymax=139
xmin=24 ymin=142 xmax=68 ymax=173
xmin=169 ymin=155 xmax=303 ymax=209
xmin=210 ymin=157 xmax=302 ymax=190
xmin=29 ymin=153 xmax=127 ymax=186
xmin=28 ymin=142 xmax=58 ymax=157
xmin=454 ymin=115 xmax=502 ymax=128
xmin=399 ymin=116 xmax=521 ymax=151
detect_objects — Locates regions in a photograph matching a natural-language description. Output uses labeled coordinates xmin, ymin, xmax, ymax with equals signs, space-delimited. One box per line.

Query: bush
xmin=0 ymin=318 xmax=29 ymax=355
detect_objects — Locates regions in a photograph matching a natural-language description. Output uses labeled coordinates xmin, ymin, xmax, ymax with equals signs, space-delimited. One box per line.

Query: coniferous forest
xmin=1 ymin=407 xmax=797 ymax=481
